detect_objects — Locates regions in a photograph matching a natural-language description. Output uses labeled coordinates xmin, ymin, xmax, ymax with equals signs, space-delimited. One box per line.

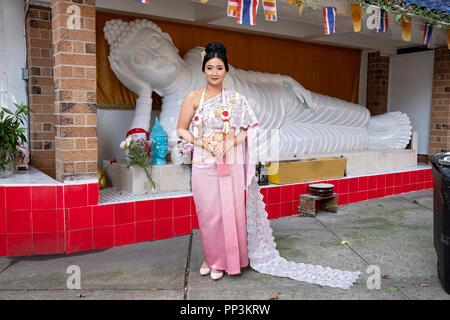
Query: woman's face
xmin=204 ymin=57 xmax=226 ymax=87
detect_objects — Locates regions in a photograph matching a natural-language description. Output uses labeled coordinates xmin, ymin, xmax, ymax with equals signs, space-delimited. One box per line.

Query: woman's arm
xmin=176 ymin=90 xmax=215 ymax=155
xmin=176 ymin=90 xmax=203 ymax=148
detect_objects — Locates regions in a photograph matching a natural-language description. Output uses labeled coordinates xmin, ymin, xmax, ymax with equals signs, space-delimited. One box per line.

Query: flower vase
xmin=0 ymin=148 xmax=15 ymax=179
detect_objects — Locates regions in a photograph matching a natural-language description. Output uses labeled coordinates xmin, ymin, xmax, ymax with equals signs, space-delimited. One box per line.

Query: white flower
xmin=120 ymin=136 xmax=133 ymax=150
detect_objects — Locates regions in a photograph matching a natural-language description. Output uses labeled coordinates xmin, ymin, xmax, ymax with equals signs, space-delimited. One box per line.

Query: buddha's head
xmin=150 ymin=117 xmax=168 ymax=164
xmin=104 ymin=19 xmax=184 ymax=95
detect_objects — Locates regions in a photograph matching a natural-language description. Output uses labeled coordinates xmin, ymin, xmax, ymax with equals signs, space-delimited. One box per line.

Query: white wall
xmin=0 ymin=0 xmax=28 ymax=143
xmin=97 ymin=109 xmax=161 ymax=168
xmin=358 ymin=50 xmax=368 ymax=106
xmin=388 ymin=50 xmax=434 ymax=155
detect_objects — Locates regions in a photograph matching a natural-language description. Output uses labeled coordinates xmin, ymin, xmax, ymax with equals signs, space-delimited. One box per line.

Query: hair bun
xmin=205 ymin=41 xmax=226 ymax=55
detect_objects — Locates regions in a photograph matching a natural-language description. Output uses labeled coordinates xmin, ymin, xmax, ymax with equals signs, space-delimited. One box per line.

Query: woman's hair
xmin=201 ymin=41 xmax=229 ymax=72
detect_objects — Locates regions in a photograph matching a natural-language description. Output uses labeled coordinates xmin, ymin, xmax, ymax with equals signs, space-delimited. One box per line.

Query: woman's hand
xmin=213 ymin=138 xmax=234 ymax=158
xmin=205 ymin=143 xmax=215 ymax=156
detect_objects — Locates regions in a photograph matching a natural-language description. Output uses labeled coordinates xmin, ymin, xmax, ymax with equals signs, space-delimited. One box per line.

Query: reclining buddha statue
xmin=103 ymin=19 xmax=412 ymax=159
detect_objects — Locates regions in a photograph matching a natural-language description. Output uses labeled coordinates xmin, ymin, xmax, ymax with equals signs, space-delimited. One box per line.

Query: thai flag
xmin=423 ymin=23 xmax=433 ymax=46
xmin=134 ymin=0 xmax=150 ymax=3
xmin=237 ymin=0 xmax=259 ymax=25
xmin=323 ymin=7 xmax=337 ymax=35
xmin=376 ymin=8 xmax=388 ymax=32
xmin=228 ymin=0 xmax=239 ymax=17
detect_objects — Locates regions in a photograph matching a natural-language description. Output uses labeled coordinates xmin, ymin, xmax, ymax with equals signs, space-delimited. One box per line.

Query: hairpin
xmin=201 ymin=50 xmax=207 ymax=62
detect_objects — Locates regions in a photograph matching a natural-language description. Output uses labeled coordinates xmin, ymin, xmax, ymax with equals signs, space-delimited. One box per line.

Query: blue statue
xmin=150 ymin=117 xmax=168 ymax=165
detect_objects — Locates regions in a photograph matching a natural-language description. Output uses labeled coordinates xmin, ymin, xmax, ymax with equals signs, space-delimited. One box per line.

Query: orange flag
xmin=351 ymin=3 xmax=362 ymax=32
xmin=448 ymin=29 xmax=450 ymax=50
xmin=401 ymin=16 xmax=411 ymax=41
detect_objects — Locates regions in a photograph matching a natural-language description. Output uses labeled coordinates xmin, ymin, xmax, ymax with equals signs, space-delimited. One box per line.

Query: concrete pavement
xmin=1 ymin=188 xmax=449 ymax=300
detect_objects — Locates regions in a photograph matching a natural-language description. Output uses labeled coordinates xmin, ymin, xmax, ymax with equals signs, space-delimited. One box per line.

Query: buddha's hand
xmin=108 ymin=56 xmax=152 ymax=97
xmin=283 ymin=75 xmax=316 ymax=110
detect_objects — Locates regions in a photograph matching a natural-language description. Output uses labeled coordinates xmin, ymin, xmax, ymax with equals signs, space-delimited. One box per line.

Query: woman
xmin=176 ymin=42 xmax=257 ymax=280
xmin=177 ymin=42 xmax=360 ymax=288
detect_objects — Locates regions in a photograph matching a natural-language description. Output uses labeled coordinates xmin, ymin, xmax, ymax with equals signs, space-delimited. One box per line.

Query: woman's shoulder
xmin=185 ymin=88 xmax=204 ymax=110
xmin=225 ymin=88 xmax=247 ymax=101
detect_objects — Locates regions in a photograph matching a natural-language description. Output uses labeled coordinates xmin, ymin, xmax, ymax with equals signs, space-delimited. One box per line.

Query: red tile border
xmin=0 ymin=234 xmax=6 ymax=256
xmin=135 ymin=200 xmax=154 ymax=222
xmin=68 ymin=207 xmax=92 ymax=231
xmin=93 ymin=204 xmax=114 ymax=227
xmin=136 ymin=220 xmax=154 ymax=242
xmin=174 ymin=216 xmax=191 ymax=236
xmin=64 ymin=184 xmax=87 ymax=208
xmin=33 ymin=232 xmax=58 ymax=254
xmin=0 ymin=168 xmax=434 ymax=257
xmin=6 ymin=211 xmax=32 ymax=233
xmin=0 ymin=187 xmax=5 ymax=210
xmin=155 ymin=219 xmax=173 ymax=240
xmin=7 ymin=233 xmax=33 ymax=256
xmin=32 ymin=209 xmax=58 ymax=233
xmin=68 ymin=229 xmax=93 ymax=253
xmin=173 ymin=197 xmax=190 ymax=218
xmin=0 ymin=210 xmax=6 ymax=233
xmin=115 ymin=223 xmax=135 ymax=246
xmin=155 ymin=198 xmax=173 ymax=220
xmin=93 ymin=226 xmax=114 ymax=249
xmin=31 ymin=186 xmax=56 ymax=210
xmin=114 ymin=202 xmax=134 ymax=225
xmin=87 ymin=183 xmax=99 ymax=206
xmin=5 ymin=187 xmax=31 ymax=210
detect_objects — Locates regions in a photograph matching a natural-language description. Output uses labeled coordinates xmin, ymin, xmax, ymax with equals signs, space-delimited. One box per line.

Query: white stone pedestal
xmin=103 ymin=160 xmax=191 ymax=194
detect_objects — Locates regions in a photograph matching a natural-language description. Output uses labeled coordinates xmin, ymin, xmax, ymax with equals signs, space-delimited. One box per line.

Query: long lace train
xmin=246 ymin=176 xmax=361 ymax=289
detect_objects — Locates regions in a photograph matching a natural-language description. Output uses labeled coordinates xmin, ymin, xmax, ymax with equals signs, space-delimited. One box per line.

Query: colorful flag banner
xmin=263 ymin=0 xmax=277 ymax=21
xmin=228 ymin=0 xmax=239 ymax=17
xmin=422 ymin=23 xmax=433 ymax=46
xmin=237 ymin=0 xmax=259 ymax=25
xmin=351 ymin=3 xmax=361 ymax=32
xmin=375 ymin=8 xmax=388 ymax=32
xmin=401 ymin=16 xmax=411 ymax=41
xmin=323 ymin=7 xmax=337 ymax=35
xmin=134 ymin=0 xmax=150 ymax=3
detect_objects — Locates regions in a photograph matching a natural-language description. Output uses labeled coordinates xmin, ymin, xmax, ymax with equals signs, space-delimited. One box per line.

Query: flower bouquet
xmin=120 ymin=136 xmax=156 ymax=190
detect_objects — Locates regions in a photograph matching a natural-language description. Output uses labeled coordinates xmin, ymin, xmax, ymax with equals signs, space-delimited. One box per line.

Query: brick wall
xmin=52 ymin=0 xmax=97 ymax=182
xmin=366 ymin=52 xmax=390 ymax=116
xmin=25 ymin=6 xmax=56 ymax=178
xmin=428 ymin=46 xmax=450 ymax=155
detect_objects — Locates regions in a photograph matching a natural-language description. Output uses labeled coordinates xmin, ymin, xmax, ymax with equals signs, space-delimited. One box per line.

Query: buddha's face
xmin=123 ymin=27 xmax=182 ymax=90
xmin=152 ymin=137 xmax=168 ymax=159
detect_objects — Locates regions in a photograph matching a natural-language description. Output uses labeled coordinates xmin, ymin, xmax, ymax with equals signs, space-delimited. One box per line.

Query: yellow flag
xmin=286 ymin=0 xmax=297 ymax=4
xmin=201 ymin=0 xmax=208 ymax=3
xmin=448 ymin=29 xmax=450 ymax=50
xmin=351 ymin=3 xmax=361 ymax=32
xmin=401 ymin=16 xmax=411 ymax=41
xmin=298 ymin=0 xmax=305 ymax=15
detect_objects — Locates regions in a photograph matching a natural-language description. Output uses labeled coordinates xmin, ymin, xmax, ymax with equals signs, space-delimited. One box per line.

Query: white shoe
xmin=200 ymin=262 xmax=210 ymax=276
xmin=210 ymin=270 xmax=224 ymax=280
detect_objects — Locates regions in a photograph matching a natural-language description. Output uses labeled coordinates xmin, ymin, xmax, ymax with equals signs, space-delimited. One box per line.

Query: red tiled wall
xmin=261 ymin=169 xmax=433 ymax=219
xmin=0 ymin=168 xmax=433 ymax=257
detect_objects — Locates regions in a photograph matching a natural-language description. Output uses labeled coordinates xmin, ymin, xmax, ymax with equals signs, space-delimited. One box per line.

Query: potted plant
xmin=0 ymin=103 xmax=31 ymax=178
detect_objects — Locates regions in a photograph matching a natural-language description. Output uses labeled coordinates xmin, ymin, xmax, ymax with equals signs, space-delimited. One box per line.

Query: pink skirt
xmin=191 ymin=160 xmax=249 ymax=275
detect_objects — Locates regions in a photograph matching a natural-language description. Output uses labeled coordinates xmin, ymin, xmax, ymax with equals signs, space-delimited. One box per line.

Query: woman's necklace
xmin=191 ymin=88 xmax=237 ymax=165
